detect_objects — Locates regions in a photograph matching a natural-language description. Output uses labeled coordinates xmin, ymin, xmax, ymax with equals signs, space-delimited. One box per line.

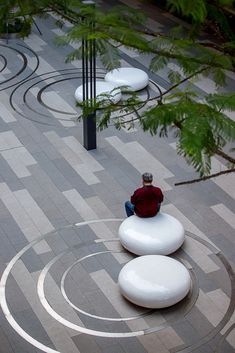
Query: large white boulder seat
xmin=118 ymin=255 xmax=191 ymax=308
xmin=105 ymin=67 xmax=149 ymax=91
xmin=74 ymin=80 xmax=122 ymax=104
xmin=118 ymin=213 xmax=185 ymax=256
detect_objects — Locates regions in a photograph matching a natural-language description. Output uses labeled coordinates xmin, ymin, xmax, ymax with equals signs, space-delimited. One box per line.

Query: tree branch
xmin=215 ymin=149 xmax=235 ymax=164
xmin=175 ymin=168 xmax=235 ymax=186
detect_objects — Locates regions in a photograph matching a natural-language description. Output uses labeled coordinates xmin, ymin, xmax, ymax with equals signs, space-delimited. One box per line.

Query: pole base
xmin=83 ymin=113 xmax=97 ymax=150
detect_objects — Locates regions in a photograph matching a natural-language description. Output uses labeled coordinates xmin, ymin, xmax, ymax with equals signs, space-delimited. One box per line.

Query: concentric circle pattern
xmin=0 ymin=43 xmax=39 ymax=90
xmin=0 ymin=219 xmax=234 ymax=353
xmin=0 ymin=42 xmax=163 ymax=127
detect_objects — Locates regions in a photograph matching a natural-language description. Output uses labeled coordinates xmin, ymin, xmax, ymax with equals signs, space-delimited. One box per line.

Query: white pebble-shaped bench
xmin=119 ymin=213 xmax=185 ymax=256
xmin=74 ymin=81 xmax=122 ymax=104
xmin=118 ymin=255 xmax=191 ymax=308
xmin=105 ymin=68 xmax=149 ymax=91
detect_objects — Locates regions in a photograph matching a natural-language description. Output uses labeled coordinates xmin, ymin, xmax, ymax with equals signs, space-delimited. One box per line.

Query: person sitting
xmin=125 ymin=172 xmax=164 ymax=218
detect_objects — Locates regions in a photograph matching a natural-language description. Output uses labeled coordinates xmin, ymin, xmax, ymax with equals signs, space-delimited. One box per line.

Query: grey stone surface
xmin=0 ymin=0 xmax=234 ymax=352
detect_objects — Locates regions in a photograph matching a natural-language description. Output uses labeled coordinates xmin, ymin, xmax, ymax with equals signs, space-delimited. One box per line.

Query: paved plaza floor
xmin=0 ymin=1 xmax=235 ymax=352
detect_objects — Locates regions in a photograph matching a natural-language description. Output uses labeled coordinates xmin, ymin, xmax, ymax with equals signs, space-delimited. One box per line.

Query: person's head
xmin=142 ymin=172 xmax=153 ymax=185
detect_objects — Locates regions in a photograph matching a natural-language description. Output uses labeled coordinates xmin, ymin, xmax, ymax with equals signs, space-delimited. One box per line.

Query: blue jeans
xmin=125 ymin=201 xmax=161 ymax=217
xmin=125 ymin=201 xmax=135 ymax=217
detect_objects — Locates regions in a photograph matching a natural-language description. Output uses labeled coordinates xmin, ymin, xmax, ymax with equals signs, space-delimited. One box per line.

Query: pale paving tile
xmin=11 ymin=261 xmax=80 ymax=353
xmin=138 ymin=333 xmax=169 ymax=353
xmin=225 ymin=69 xmax=235 ymax=80
xmin=91 ymin=265 xmax=166 ymax=335
xmin=196 ymin=289 xmax=225 ymax=326
xmin=162 ymin=203 xmax=215 ymax=245
xmin=86 ymin=196 xmax=115 ymax=219
xmin=170 ymin=137 xmax=235 ymax=199
xmin=45 ymin=131 xmax=101 ymax=185
xmin=59 ymin=120 xmax=76 ymax=127
xmin=52 ymin=27 xmax=81 ymax=49
xmin=52 ymin=28 xmax=66 ymax=36
xmin=90 ymin=269 xmax=150 ymax=331
xmin=194 ymin=75 xmax=217 ymax=93
xmin=0 ymin=183 xmax=50 ymax=254
xmin=223 ymin=109 xmax=235 ymax=122
xmin=1 ymin=147 xmax=37 ymax=178
xmin=52 ymin=28 xmax=81 ymax=49
xmin=13 ymin=189 xmax=54 ymax=235
xmin=211 ymin=204 xmax=235 ymax=229
xmin=162 ymin=204 xmax=219 ymax=273
xmin=36 ymin=56 xmax=59 ymax=76
xmin=167 ymin=63 xmax=217 ymax=94
xmin=106 ymin=136 xmax=173 ymax=191
xmin=0 ymin=131 xmax=22 ymax=150
xmin=210 ymin=157 xmax=235 ymax=199
xmin=1 ymin=149 xmax=31 ymax=178
xmin=157 ymin=327 xmax=184 ymax=350
xmin=182 ymin=237 xmax=219 ymax=273
xmin=73 ymin=165 xmax=100 ymax=185
xmin=24 ymin=33 xmax=47 ymax=48
xmin=207 ymin=289 xmax=230 ymax=314
xmin=41 ymin=91 xmax=77 ymax=115
xmin=32 ymin=271 xmax=84 ymax=329
xmin=49 ymin=12 xmax=73 ymax=27
xmin=119 ymin=46 xmax=140 ymax=57
xmin=0 ymin=102 xmax=16 ymax=122
xmin=63 ymin=189 xmax=115 ymax=239
xmin=62 ymin=136 xmax=104 ymax=172
xmin=85 ymin=196 xmax=122 ymax=237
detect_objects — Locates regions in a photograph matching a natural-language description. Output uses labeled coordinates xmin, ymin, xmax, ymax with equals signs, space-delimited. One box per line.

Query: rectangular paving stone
xmin=91 ymin=269 xmax=149 ymax=323
xmin=0 ymin=183 xmax=51 ymax=254
xmin=195 ymin=289 xmax=225 ymax=327
xmin=31 ymin=150 xmax=72 ymax=191
xmin=172 ymin=319 xmax=201 ymax=346
xmin=138 ymin=334 xmax=169 ymax=353
xmin=156 ymin=327 xmax=184 ymax=351
xmin=10 ymin=260 xmax=80 ymax=353
xmin=211 ymin=204 xmax=235 ymax=229
xmin=105 ymin=136 xmax=173 ymax=191
xmin=72 ymin=334 xmax=100 ymax=353
xmin=0 ymin=227 xmax=17 ymax=262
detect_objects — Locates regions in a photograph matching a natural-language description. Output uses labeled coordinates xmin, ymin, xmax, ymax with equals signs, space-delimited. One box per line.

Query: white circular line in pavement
xmin=0 ymin=218 xmax=131 ymax=352
xmin=0 ymin=236 xmax=60 ymax=353
xmin=37 ymin=250 xmax=145 ymax=337
xmin=60 ymin=251 xmax=150 ymax=322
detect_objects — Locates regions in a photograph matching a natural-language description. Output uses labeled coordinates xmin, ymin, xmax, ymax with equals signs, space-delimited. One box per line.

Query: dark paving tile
xmin=0 ymin=158 xmax=24 ymax=192
xmin=0 ymin=327 xmax=15 ymax=353
xmin=72 ymin=333 xmax=102 ymax=353
xmin=119 ymin=337 xmax=148 ymax=353
xmin=97 ymin=252 xmax=123 ymax=282
xmin=21 ymin=248 xmax=44 ymax=273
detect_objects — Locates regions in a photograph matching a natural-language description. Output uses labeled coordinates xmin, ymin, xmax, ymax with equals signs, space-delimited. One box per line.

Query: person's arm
xmin=130 ymin=189 xmax=137 ymax=204
xmin=158 ymin=188 xmax=164 ymax=203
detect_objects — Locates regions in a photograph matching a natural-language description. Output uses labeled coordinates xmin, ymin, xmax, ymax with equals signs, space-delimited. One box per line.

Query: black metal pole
xmin=82 ymin=1 xmax=97 ymax=150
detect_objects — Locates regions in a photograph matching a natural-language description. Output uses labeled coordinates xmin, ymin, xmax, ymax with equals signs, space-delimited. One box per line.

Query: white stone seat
xmin=105 ymin=68 xmax=149 ymax=91
xmin=118 ymin=255 xmax=191 ymax=308
xmin=118 ymin=213 xmax=185 ymax=256
xmin=74 ymin=80 xmax=121 ymax=104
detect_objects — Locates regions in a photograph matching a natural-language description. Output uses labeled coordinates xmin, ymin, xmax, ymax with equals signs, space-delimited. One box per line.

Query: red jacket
xmin=131 ymin=185 xmax=163 ymax=218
